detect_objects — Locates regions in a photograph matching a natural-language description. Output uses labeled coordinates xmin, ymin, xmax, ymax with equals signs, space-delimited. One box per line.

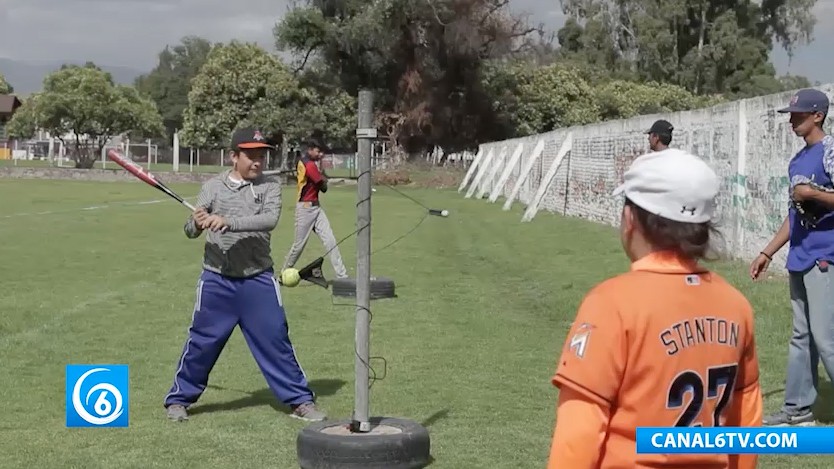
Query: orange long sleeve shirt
xmin=547 ymin=252 xmax=764 ymax=469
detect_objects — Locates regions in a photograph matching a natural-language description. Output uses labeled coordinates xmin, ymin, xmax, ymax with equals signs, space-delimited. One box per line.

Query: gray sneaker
xmin=166 ymin=404 xmax=188 ymax=421
xmin=291 ymin=402 xmax=326 ymax=422
xmin=762 ymin=409 xmax=815 ymax=427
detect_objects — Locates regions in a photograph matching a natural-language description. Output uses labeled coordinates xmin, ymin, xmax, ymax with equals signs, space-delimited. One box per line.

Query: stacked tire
xmin=330 ymin=277 xmax=396 ymax=299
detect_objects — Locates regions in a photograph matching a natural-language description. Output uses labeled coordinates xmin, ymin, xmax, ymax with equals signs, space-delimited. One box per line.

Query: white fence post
xmin=522 ymin=133 xmax=573 ymax=222
xmin=503 ymin=138 xmax=545 ymax=211
xmin=488 ymin=142 xmax=524 ymax=203
xmin=476 ymin=144 xmax=508 ymax=199
xmin=734 ymin=100 xmax=748 ymax=256
xmin=457 ymin=147 xmax=483 ymax=192
xmin=173 ymin=131 xmax=180 ymax=172
xmin=465 ymin=148 xmax=495 ymax=199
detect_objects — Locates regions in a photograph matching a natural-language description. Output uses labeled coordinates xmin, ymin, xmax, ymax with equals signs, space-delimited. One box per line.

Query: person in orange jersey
xmin=547 ymin=148 xmax=763 ymax=469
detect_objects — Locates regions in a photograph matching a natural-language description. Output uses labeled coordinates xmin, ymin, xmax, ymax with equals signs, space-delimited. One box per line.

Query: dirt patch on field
xmin=372 ymin=163 xmax=466 ymax=189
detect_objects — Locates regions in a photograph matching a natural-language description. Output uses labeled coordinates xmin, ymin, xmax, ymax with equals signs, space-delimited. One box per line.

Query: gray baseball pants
xmin=782 ymin=261 xmax=834 ymax=414
xmin=282 ymin=202 xmax=348 ymax=278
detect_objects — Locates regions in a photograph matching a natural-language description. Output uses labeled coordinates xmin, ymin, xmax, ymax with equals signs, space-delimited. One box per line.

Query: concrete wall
xmin=0 ymin=166 xmax=218 ymax=183
xmin=462 ymin=84 xmax=834 ymax=272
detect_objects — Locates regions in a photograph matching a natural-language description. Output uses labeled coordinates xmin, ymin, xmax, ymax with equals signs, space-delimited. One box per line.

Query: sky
xmin=0 ymin=0 xmax=833 ymax=84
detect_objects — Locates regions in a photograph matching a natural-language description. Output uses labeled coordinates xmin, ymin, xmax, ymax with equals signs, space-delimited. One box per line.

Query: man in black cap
xmin=646 ymin=119 xmax=674 ymax=152
xmin=163 ymin=127 xmax=327 ymax=423
xmin=282 ymin=137 xmax=349 ymax=280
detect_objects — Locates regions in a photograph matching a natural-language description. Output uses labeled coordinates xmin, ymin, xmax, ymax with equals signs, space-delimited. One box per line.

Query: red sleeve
xmin=304 ymin=160 xmax=323 ymax=184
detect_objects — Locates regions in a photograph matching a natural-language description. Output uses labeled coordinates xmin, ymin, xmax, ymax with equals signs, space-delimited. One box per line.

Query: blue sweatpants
xmin=164 ymin=268 xmax=314 ymax=408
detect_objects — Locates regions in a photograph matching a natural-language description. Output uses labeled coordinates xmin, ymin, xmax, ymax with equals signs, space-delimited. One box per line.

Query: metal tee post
xmin=352 ymin=89 xmax=376 ymax=432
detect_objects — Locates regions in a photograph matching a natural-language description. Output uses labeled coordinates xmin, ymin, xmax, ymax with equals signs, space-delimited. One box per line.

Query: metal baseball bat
xmin=107 ymin=149 xmax=196 ymax=211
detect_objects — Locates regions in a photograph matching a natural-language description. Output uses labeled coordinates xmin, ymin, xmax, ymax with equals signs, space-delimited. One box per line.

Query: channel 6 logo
xmin=65 ymin=364 xmax=129 ymax=428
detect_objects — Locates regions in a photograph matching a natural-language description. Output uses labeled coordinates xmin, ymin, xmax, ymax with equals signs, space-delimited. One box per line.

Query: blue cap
xmin=778 ymin=88 xmax=830 ymax=114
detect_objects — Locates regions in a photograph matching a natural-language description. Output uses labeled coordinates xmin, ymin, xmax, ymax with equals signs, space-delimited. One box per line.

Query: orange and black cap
xmin=231 ymin=127 xmax=274 ymax=150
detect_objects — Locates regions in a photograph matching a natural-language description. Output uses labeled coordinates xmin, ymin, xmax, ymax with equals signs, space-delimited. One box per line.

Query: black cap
xmin=231 ymin=127 xmax=274 ymax=150
xmin=646 ymin=119 xmax=674 ymax=136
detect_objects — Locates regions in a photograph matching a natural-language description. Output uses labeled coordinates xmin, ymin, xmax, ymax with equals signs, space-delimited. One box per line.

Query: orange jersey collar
xmin=630 ymin=251 xmax=708 ymax=274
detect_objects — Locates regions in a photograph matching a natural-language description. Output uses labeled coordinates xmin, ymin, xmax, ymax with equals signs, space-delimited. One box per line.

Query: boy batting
xmin=547 ymin=149 xmax=762 ymax=469
xmin=163 ymin=127 xmax=326 ymax=422
xmin=282 ymin=137 xmax=348 ymax=280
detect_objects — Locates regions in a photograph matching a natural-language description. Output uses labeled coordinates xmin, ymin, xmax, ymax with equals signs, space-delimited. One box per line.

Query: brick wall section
xmin=467 ymin=84 xmax=834 ymax=273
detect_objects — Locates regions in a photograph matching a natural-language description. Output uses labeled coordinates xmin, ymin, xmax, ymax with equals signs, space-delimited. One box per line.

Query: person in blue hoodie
xmin=750 ymin=88 xmax=834 ymax=427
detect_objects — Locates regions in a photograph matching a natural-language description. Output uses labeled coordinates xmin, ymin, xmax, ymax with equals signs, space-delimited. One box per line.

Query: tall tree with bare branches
xmin=275 ymin=0 xmax=540 ymax=157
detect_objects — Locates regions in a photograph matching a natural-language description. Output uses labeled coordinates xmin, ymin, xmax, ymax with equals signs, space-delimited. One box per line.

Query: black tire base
xmin=297 ymin=417 xmax=431 ymax=469
xmin=331 ymin=277 xmax=396 ymax=299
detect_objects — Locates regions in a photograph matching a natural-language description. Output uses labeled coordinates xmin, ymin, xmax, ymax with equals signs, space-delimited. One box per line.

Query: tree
xmin=479 ymin=59 xmax=530 ymax=139
xmin=514 ymin=64 xmax=600 ymax=135
xmin=481 ymin=59 xmax=724 ymax=135
xmin=5 ymin=95 xmax=40 ymax=138
xmin=6 ymin=64 xmax=164 ymax=168
xmin=780 ymin=74 xmax=812 ymax=91
xmin=556 ymin=0 xmax=817 ymax=98
xmin=181 ymin=41 xmax=358 ymax=153
xmin=594 ymin=80 xmax=724 ymax=120
xmin=135 ymin=36 xmax=215 ymax=139
xmin=287 ymin=63 xmax=358 ymax=148
xmin=180 ymin=41 xmax=302 ymax=149
xmin=274 ymin=0 xmax=540 ymax=157
xmin=0 ymin=73 xmax=12 ymax=94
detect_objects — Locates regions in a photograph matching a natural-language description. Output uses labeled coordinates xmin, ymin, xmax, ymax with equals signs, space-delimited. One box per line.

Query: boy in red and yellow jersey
xmin=282 ymin=138 xmax=348 ymax=279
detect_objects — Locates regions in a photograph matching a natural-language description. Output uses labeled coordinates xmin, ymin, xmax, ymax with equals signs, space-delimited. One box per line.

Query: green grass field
xmin=0 ymin=177 xmax=830 ymax=468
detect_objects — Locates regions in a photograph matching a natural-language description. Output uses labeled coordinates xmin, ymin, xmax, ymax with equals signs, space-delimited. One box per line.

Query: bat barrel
xmin=107 ymin=148 xmax=194 ymax=212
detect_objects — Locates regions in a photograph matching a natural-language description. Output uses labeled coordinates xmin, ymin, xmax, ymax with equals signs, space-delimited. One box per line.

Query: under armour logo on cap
xmin=681 ymin=206 xmax=697 ymax=215
xmin=253 ymin=130 xmax=264 ymax=141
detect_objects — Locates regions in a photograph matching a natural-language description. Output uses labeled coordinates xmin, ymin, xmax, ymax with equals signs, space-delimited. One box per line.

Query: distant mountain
xmin=0 ymin=58 xmax=145 ymax=96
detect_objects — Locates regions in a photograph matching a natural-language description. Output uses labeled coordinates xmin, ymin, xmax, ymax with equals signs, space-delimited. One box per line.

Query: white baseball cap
xmin=612 ymin=148 xmax=720 ymax=223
